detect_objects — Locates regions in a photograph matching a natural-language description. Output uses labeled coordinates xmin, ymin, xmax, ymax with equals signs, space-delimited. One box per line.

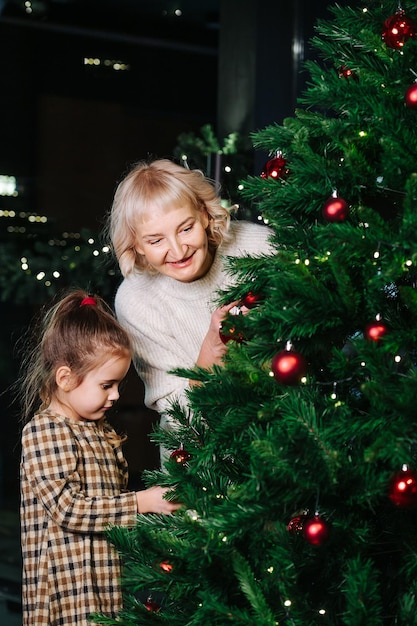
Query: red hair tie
xmin=80 ymin=296 xmax=97 ymax=307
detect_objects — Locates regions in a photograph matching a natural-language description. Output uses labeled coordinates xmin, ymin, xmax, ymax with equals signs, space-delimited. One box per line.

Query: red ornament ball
xmin=160 ymin=560 xmax=174 ymax=573
xmin=170 ymin=447 xmax=192 ymax=464
xmin=364 ymin=320 xmax=388 ymax=342
xmin=219 ymin=322 xmax=245 ymax=344
xmin=271 ymin=349 xmax=307 ymax=385
xmin=303 ymin=515 xmax=331 ymax=546
xmin=241 ymin=291 xmax=262 ymax=309
xmin=144 ymin=598 xmax=160 ymax=612
xmin=287 ymin=513 xmax=308 ymax=535
xmin=322 ymin=196 xmax=349 ymax=222
xmin=389 ymin=467 xmax=417 ymax=508
xmin=338 ymin=65 xmax=358 ymax=82
xmin=382 ymin=10 xmax=417 ymax=49
xmin=405 ymin=82 xmax=417 ymax=109
xmin=260 ymin=155 xmax=289 ymax=180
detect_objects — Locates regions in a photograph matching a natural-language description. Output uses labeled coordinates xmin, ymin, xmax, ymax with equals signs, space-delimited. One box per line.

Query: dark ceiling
xmin=1 ymin=0 xmax=220 ymax=49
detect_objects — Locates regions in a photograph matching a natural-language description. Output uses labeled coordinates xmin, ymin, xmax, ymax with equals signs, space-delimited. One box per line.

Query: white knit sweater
xmin=115 ymin=221 xmax=274 ymax=419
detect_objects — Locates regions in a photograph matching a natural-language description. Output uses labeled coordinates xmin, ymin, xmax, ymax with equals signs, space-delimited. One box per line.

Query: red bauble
xmin=144 ymin=598 xmax=160 ymax=612
xmin=389 ymin=466 xmax=417 ymax=508
xmin=287 ymin=513 xmax=308 ymax=535
xmin=271 ymin=349 xmax=307 ymax=385
xmin=338 ymin=65 xmax=358 ymax=81
xmin=219 ymin=322 xmax=245 ymax=344
xmin=382 ymin=10 xmax=417 ymax=49
xmin=160 ymin=560 xmax=174 ymax=573
xmin=260 ymin=155 xmax=289 ymax=180
xmin=241 ymin=291 xmax=262 ymax=309
xmin=170 ymin=447 xmax=191 ymax=464
xmin=405 ymin=82 xmax=417 ymax=109
xmin=303 ymin=515 xmax=331 ymax=546
xmin=364 ymin=320 xmax=388 ymax=342
xmin=322 ymin=195 xmax=349 ymax=222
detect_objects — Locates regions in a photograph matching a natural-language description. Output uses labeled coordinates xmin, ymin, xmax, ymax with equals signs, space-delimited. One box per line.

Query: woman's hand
xmin=195 ymin=300 xmax=241 ymax=370
xmin=136 ymin=485 xmax=180 ymax=514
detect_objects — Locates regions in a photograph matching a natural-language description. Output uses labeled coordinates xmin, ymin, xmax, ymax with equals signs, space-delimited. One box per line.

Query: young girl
xmin=108 ymin=158 xmax=274 ymax=458
xmin=19 ymin=290 xmax=179 ymax=626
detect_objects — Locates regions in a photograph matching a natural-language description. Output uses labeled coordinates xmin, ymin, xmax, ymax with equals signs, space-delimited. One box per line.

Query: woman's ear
xmin=55 ymin=366 xmax=74 ymax=392
xmin=201 ymin=207 xmax=210 ymax=229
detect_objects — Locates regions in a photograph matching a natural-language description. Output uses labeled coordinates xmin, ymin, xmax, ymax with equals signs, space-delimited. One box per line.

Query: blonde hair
xmin=19 ymin=289 xmax=132 ymax=445
xmin=107 ymin=158 xmax=236 ymax=277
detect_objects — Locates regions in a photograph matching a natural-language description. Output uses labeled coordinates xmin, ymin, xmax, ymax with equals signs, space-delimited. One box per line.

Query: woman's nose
xmin=169 ymin=236 xmax=186 ymax=257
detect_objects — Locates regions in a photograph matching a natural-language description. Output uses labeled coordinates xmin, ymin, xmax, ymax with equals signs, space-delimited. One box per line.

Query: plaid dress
xmin=20 ymin=410 xmax=138 ymax=626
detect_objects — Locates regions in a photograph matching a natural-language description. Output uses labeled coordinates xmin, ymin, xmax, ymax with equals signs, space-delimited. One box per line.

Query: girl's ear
xmin=55 ymin=366 xmax=74 ymax=392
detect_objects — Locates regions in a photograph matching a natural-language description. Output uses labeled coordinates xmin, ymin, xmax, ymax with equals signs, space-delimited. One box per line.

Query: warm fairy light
xmin=394 ymin=355 xmax=401 ymax=363
xmin=318 ymin=609 xmax=326 ymax=615
xmin=36 ymin=272 xmax=45 ymax=280
xmin=284 ymin=600 xmax=292 ymax=607
xmin=102 ymin=246 xmax=110 ymax=253
xmin=224 ymin=165 xmax=232 ymax=173
xmin=93 ymin=250 xmax=99 ymax=256
xmin=405 ymin=259 xmax=412 ymax=266
xmin=84 ymin=57 xmax=130 ymax=71
xmin=88 ymin=238 xmax=95 ymax=244
xmin=0 ymin=175 xmax=17 ymax=196
xmin=238 ymin=184 xmax=244 ymax=190
xmin=304 ymin=259 xmax=310 ymax=266
xmin=373 ymin=251 xmax=380 ymax=259
xmin=361 ymin=361 xmax=366 ymax=367
xmin=267 ymin=566 xmax=274 ymax=573
xmin=53 ymin=271 xmax=60 ymax=278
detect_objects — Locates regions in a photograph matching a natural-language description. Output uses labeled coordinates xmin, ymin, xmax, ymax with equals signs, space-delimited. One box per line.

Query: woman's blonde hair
xmin=107 ymin=158 xmax=236 ymax=277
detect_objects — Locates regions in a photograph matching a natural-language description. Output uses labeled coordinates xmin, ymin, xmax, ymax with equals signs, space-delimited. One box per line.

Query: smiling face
xmin=50 ymin=351 xmax=131 ymax=422
xmin=134 ymin=201 xmax=213 ymax=282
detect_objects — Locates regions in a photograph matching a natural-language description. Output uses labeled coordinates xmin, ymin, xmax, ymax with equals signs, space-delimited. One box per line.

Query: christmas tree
xmin=97 ymin=1 xmax=417 ymax=624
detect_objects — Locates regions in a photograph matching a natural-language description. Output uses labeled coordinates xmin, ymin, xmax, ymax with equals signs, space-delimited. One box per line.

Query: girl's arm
xmin=21 ymin=416 xmax=176 ymax=533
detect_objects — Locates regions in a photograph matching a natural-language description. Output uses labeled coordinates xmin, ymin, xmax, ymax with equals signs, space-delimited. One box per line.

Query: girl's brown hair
xmin=107 ymin=158 xmax=237 ymax=277
xmin=19 ymin=290 xmax=132 ymax=442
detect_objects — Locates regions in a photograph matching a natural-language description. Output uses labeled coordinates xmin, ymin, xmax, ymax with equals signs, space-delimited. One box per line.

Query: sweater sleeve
xmin=21 ymin=416 xmax=138 ymax=533
xmin=115 ymin=287 xmax=194 ymax=414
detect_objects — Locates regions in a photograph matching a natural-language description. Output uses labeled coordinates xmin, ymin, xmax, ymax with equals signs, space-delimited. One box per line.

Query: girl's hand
xmin=136 ymin=485 xmax=180 ymax=514
xmin=196 ymin=300 xmax=241 ymax=370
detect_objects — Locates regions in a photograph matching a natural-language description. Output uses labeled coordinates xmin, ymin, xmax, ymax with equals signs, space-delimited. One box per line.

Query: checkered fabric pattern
xmin=20 ymin=410 xmax=138 ymax=626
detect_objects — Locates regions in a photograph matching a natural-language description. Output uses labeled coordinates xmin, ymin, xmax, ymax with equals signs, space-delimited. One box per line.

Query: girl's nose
xmin=108 ymin=387 xmax=120 ymax=402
